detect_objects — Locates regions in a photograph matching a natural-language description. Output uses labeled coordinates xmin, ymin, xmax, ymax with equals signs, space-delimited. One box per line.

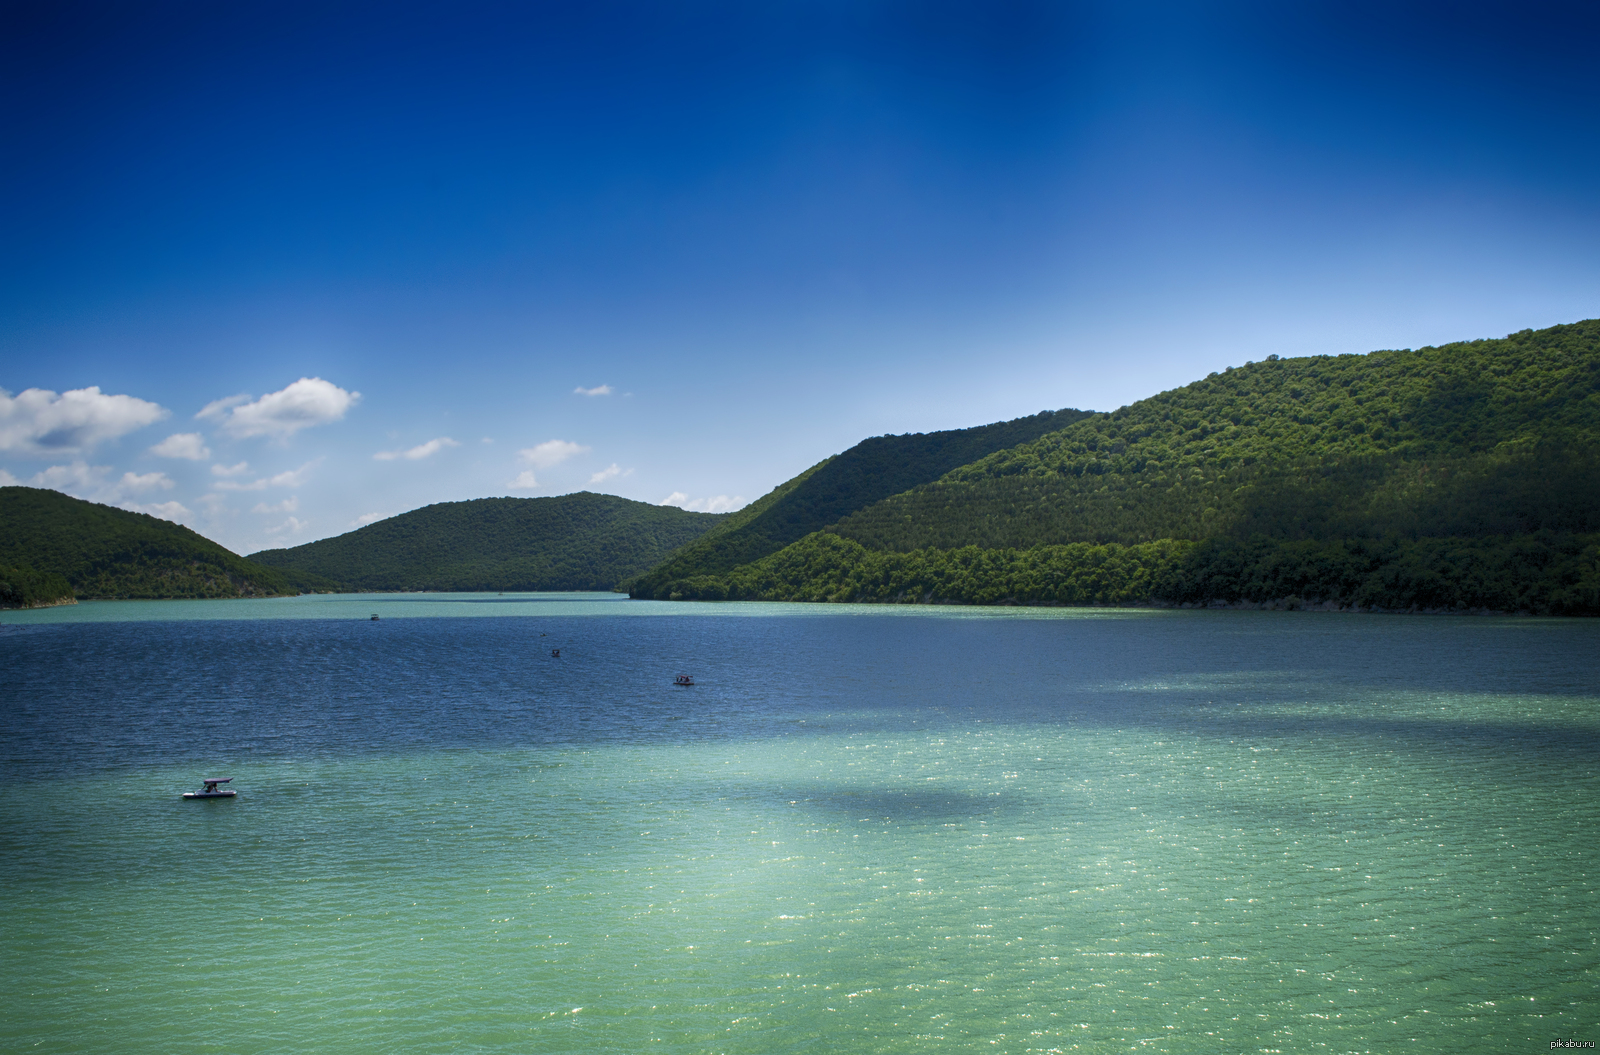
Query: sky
xmin=3 ymin=0 xmax=1598 ymax=555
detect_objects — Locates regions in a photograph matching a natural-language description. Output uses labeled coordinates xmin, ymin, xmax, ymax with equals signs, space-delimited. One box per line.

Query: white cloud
xmin=31 ymin=461 xmax=111 ymax=494
xmin=518 ymin=439 xmax=588 ymax=469
xmin=196 ymin=393 xmax=251 ymax=421
xmin=0 ymin=468 xmax=19 ymax=486
xmin=263 ymin=516 xmax=309 ymax=536
xmin=589 ymin=463 xmax=624 ymax=483
xmin=26 ymin=463 xmax=175 ymax=505
xmin=252 ymin=496 xmax=299 ymax=515
xmin=480 ymin=436 xmax=493 ymax=444
xmin=149 ymin=432 xmax=210 ymax=460
xmin=213 ymin=477 xmax=269 ymax=492
xmin=269 ymin=463 xmax=315 ymax=487
xmin=507 ymin=470 xmax=540 ymax=490
xmin=660 ymin=492 xmax=746 ymax=513
xmin=374 ymin=436 xmax=460 ymax=461
xmin=213 ymin=378 xmax=360 ymax=439
xmin=210 ymin=460 xmax=316 ymax=491
xmin=114 ymin=471 xmax=175 ymax=496
xmin=574 ymin=384 xmax=613 ymax=397
xmin=0 ymin=386 xmax=167 ymax=454
xmin=121 ymin=500 xmax=192 ymax=524
xmin=353 ymin=511 xmax=390 ymax=527
xmin=211 ymin=461 xmax=250 ymax=477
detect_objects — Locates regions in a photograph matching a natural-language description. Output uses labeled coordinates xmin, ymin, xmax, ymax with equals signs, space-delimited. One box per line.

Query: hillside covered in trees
xmin=634 ymin=320 xmax=1600 ymax=614
xmin=623 ymin=408 xmax=1091 ymax=597
xmin=0 ymin=487 xmax=297 ymax=600
xmin=251 ymin=492 xmax=725 ymax=592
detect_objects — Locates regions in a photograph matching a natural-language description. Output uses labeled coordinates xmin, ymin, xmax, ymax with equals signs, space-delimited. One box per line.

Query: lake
xmin=2 ymin=594 xmax=1596 ymax=1053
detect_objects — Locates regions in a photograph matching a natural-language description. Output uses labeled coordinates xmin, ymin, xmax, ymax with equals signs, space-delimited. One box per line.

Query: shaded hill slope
xmin=828 ymin=320 xmax=1600 ymax=551
xmin=250 ymin=492 xmax=725 ymax=591
xmin=651 ymin=320 xmax=1600 ymax=613
xmin=626 ymin=408 xmax=1090 ymax=598
xmin=0 ymin=486 xmax=295 ymax=599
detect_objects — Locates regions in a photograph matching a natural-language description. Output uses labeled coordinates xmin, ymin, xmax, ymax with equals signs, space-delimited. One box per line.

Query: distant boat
xmin=183 ymin=777 xmax=236 ymax=800
xmin=674 ymin=674 xmax=694 ymax=686
xmin=370 ymin=614 xmax=380 ymax=621
xmin=551 ymin=648 xmax=561 ymax=657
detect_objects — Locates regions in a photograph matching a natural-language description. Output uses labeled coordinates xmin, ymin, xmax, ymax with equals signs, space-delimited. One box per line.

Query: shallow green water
xmin=2 ymin=596 xmax=1596 ymax=1052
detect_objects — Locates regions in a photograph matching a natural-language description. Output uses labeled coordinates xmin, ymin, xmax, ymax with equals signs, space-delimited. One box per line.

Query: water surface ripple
xmin=2 ymin=596 xmax=1596 ymax=1053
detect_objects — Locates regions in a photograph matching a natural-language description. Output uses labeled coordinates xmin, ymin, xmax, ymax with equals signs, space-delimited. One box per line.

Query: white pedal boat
xmin=183 ymin=777 xmax=236 ymax=799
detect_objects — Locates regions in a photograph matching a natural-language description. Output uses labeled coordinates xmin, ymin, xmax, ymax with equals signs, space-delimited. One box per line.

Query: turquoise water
xmin=2 ymin=595 xmax=1597 ymax=1053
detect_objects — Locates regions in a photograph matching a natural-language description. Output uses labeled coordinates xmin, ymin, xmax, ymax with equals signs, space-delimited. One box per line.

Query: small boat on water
xmin=674 ymin=674 xmax=694 ymax=686
xmin=183 ymin=777 xmax=236 ymax=800
xmin=551 ymin=648 xmax=561 ymax=657
xmin=370 ymin=614 xmax=380 ymax=621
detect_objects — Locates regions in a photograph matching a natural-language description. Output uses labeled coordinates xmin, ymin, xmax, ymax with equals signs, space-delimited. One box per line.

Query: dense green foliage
xmin=832 ymin=321 xmax=1600 ymax=551
xmin=0 ymin=487 xmax=295 ymax=599
xmin=626 ymin=409 xmax=1090 ymax=597
xmin=661 ymin=531 xmax=1600 ymax=615
xmin=0 ymin=563 xmax=75 ymax=608
xmin=251 ymin=492 xmax=724 ymax=591
xmin=640 ymin=320 xmax=1600 ymax=613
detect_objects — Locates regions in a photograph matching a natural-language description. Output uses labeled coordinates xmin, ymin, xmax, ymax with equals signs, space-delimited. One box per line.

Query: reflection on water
xmin=1 ymin=598 xmax=1596 ymax=1053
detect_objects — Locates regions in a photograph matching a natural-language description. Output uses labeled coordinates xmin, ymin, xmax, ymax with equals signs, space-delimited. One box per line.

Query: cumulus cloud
xmin=353 ymin=511 xmax=390 ymax=527
xmin=589 ymin=463 xmax=625 ymax=483
xmin=0 ymin=385 xmax=167 ymax=454
xmin=518 ymin=439 xmax=588 ymax=468
xmin=374 ymin=436 xmax=460 ymax=461
xmin=252 ymin=496 xmax=299 ymax=515
xmin=27 ymin=463 xmax=175 ymax=505
xmin=507 ymin=470 xmax=540 ymax=490
xmin=149 ymin=432 xmax=210 ymax=460
xmin=211 ymin=378 xmax=359 ymax=439
xmin=211 ymin=461 xmax=250 ymax=477
xmin=660 ymin=492 xmax=745 ymax=513
xmin=31 ymin=461 xmax=112 ymax=494
xmin=0 ymin=468 xmax=18 ymax=486
xmin=574 ymin=384 xmax=613 ymax=397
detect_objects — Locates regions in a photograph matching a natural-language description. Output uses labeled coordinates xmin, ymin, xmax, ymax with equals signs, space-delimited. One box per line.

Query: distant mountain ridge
xmin=250 ymin=492 xmax=725 ymax=592
xmin=0 ymin=486 xmax=295 ymax=600
xmin=639 ymin=320 xmax=1600 ymax=613
xmin=625 ymin=408 xmax=1092 ymax=598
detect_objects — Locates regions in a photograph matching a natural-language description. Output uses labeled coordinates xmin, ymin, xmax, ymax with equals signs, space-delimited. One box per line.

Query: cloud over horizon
xmin=0 ymin=386 xmax=167 ymax=454
xmin=374 ymin=436 xmax=460 ymax=461
xmin=518 ymin=439 xmax=588 ymax=468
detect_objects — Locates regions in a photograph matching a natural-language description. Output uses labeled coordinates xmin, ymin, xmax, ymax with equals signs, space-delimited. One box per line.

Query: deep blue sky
xmin=4 ymin=1 xmax=1598 ymax=552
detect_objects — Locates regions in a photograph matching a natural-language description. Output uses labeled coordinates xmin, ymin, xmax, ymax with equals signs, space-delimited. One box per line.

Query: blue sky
xmin=3 ymin=0 xmax=1598 ymax=554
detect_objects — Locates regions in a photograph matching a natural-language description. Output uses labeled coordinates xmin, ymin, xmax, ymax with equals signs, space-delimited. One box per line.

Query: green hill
xmin=250 ymin=492 xmax=726 ymax=591
xmin=625 ymin=408 xmax=1091 ymax=598
xmin=0 ymin=486 xmax=296 ymax=599
xmin=648 ymin=320 xmax=1600 ymax=613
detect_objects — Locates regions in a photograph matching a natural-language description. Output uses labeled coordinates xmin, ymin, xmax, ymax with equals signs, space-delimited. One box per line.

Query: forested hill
xmin=0 ymin=486 xmax=295 ymax=600
xmin=625 ymin=408 xmax=1091 ymax=597
xmin=641 ymin=320 xmax=1600 ymax=613
xmin=250 ymin=492 xmax=725 ymax=591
